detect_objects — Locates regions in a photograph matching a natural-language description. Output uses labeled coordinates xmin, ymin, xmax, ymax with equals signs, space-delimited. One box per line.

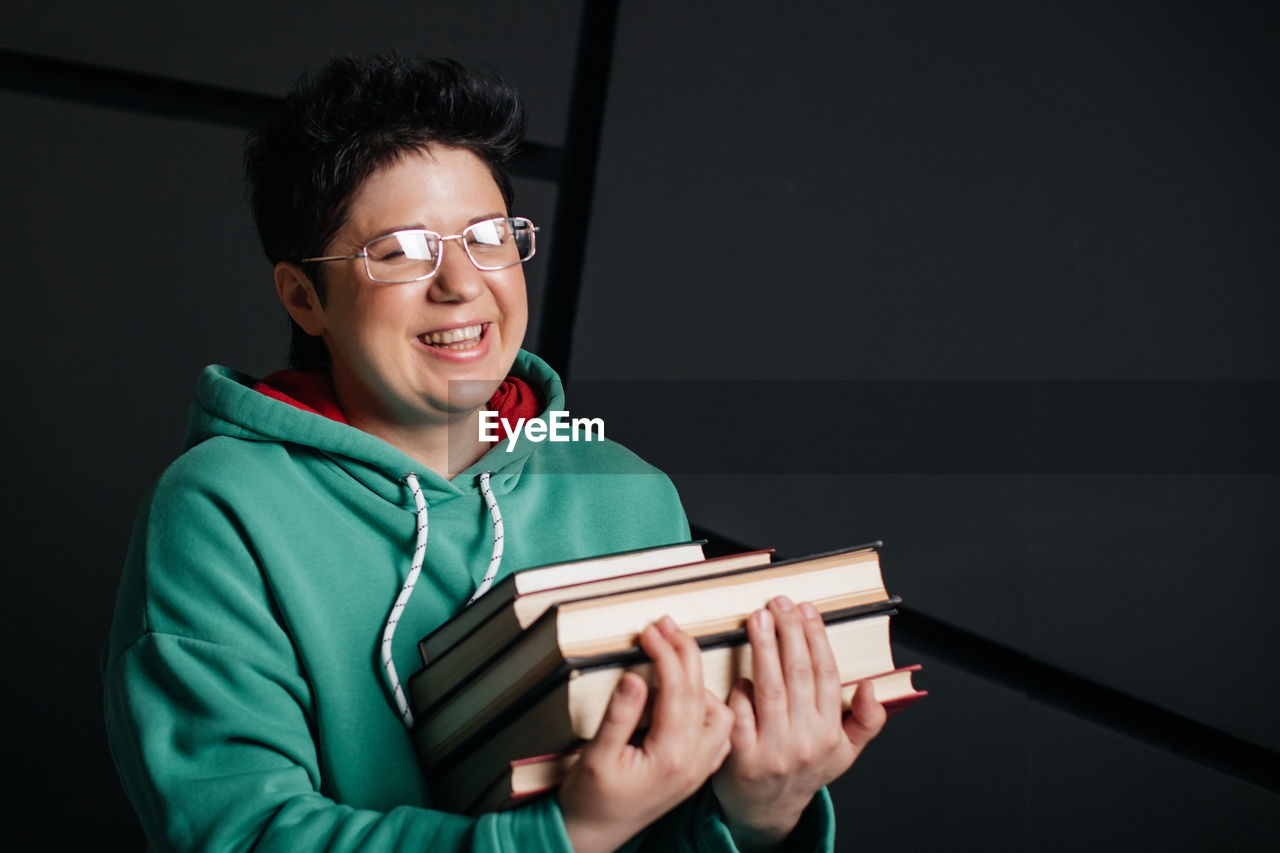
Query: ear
xmin=274 ymin=262 xmax=326 ymax=337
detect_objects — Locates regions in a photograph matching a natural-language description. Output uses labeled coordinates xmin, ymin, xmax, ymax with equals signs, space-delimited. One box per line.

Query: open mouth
xmin=419 ymin=323 xmax=486 ymax=351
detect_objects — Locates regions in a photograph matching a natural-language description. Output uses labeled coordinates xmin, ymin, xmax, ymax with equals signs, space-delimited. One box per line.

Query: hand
xmin=559 ymin=615 xmax=734 ymax=853
xmin=712 ymin=596 xmax=888 ymax=851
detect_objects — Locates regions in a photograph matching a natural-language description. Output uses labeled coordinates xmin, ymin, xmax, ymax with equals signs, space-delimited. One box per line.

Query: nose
xmin=426 ymin=236 xmax=485 ymax=303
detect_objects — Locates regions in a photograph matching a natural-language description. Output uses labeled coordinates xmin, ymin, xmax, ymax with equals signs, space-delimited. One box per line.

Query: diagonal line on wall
xmin=690 ymin=522 xmax=1280 ymax=794
xmin=0 ymin=48 xmax=562 ymax=180
xmin=0 ymin=48 xmax=278 ymax=128
xmin=893 ymin=604 xmax=1280 ymax=793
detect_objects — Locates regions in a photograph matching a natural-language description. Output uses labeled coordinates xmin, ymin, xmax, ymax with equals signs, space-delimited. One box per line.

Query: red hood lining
xmin=251 ymin=370 xmax=541 ymax=440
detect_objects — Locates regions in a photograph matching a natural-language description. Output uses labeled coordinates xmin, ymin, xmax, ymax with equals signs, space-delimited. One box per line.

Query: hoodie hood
xmin=184 ymin=349 xmax=565 ymax=508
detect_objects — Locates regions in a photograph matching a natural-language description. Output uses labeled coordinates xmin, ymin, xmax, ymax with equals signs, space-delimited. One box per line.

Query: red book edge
xmin=842 ymin=664 xmax=927 ymax=719
xmin=509 ymin=746 xmax=584 ymax=768
xmin=503 ymin=785 xmax=557 ymax=806
xmin=882 ymin=690 xmax=929 ymax=719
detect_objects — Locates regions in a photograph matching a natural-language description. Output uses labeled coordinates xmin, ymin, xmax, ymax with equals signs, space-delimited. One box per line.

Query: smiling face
xmin=278 ymin=145 xmax=528 ymax=444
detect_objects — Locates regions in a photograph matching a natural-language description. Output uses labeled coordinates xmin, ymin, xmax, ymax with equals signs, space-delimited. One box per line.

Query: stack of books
xmin=408 ymin=540 xmax=924 ymax=814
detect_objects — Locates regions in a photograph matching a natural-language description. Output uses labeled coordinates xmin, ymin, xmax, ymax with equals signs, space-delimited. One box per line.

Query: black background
xmin=2 ymin=1 xmax=1277 ymax=848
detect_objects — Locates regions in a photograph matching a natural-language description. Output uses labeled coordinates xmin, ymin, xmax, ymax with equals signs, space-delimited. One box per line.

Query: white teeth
xmin=421 ymin=324 xmax=484 ymax=347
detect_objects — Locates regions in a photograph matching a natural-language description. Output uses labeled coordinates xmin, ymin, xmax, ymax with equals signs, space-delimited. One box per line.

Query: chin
xmin=435 ymin=378 xmax=504 ymax=414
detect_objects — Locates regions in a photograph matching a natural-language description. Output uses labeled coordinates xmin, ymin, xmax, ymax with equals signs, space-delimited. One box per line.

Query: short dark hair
xmin=244 ymin=54 xmax=526 ymax=369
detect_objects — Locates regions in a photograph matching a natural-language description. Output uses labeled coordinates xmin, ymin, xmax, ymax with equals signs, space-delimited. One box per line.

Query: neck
xmin=348 ymin=409 xmax=489 ymax=479
xmin=327 ymin=365 xmax=494 ymax=480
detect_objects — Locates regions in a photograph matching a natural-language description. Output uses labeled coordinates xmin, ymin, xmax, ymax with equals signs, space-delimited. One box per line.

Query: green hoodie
xmin=103 ymin=350 xmax=834 ymax=851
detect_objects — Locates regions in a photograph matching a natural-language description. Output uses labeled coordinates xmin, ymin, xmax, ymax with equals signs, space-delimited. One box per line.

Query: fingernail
xmin=754 ymin=609 xmax=773 ymax=631
xmin=800 ymin=602 xmax=819 ymax=620
xmin=774 ymin=595 xmax=794 ymax=611
xmin=659 ymin=615 xmax=677 ymax=633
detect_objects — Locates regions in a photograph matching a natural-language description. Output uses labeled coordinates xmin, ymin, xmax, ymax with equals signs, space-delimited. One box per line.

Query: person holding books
xmin=102 ymin=54 xmax=885 ymax=852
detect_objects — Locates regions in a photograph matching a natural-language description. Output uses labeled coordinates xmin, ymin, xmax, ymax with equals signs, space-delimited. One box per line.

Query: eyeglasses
xmin=299 ymin=216 xmax=538 ymax=283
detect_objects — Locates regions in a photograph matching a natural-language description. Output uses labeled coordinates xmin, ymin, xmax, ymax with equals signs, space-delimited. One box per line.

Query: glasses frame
xmin=299 ymin=216 xmax=538 ymax=283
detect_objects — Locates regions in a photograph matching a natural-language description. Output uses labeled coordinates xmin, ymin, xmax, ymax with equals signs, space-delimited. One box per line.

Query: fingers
xmin=799 ymin=601 xmax=844 ymax=720
xmin=633 ymin=617 xmax=733 ymax=789
xmin=640 ymin=616 xmax=701 ymax=736
xmin=746 ymin=606 xmax=790 ymax=739
xmin=564 ymin=624 xmax=732 ymax=853
xmin=751 ymin=595 xmax=831 ymax=739
xmin=842 ymin=678 xmax=888 ymax=751
xmin=589 ymin=671 xmax=648 ymax=757
xmin=768 ymin=596 xmax=817 ymax=714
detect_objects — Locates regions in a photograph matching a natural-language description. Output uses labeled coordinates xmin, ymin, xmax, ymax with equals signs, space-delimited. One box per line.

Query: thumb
xmin=842 ymin=678 xmax=888 ymax=750
xmin=587 ymin=672 xmax=648 ymax=757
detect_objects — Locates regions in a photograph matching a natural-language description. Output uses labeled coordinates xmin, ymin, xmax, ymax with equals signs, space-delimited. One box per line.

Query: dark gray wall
xmin=3 ymin=1 xmax=1276 ymax=848
xmin=0 ymin=3 xmax=574 ymax=846
xmin=571 ymin=1 xmax=1280 ymax=848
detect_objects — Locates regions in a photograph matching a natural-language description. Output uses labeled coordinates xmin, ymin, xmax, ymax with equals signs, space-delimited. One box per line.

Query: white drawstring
xmin=382 ymin=473 xmax=429 ymax=727
xmin=381 ymin=471 xmax=506 ymax=729
xmin=468 ymin=471 xmax=505 ymax=605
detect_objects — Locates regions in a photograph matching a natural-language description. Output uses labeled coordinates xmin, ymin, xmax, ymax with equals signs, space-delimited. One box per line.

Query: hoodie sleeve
xmin=103 ymin=632 xmax=575 ymax=852
xmin=620 ymin=786 xmax=835 ymax=853
xmin=102 ymin=476 xmax=577 ymax=853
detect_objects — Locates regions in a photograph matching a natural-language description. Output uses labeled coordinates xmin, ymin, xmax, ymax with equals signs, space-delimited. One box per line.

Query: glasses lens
xmin=465 ymin=218 xmax=536 ymax=270
xmin=365 ymin=231 xmax=440 ymax=282
xmin=510 ymin=217 xmax=536 ymax=262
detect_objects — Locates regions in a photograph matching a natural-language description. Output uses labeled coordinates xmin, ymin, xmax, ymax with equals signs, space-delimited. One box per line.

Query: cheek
xmin=499 ymin=275 xmax=529 ymax=334
xmin=360 ymin=285 xmax=419 ymax=326
xmin=334 ymin=291 xmax=413 ymax=358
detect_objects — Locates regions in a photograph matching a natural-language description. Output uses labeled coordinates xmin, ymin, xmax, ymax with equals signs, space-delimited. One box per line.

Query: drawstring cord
xmin=381 ymin=471 xmax=505 ymax=729
xmin=381 ymin=473 xmax=428 ymax=728
xmin=469 ymin=471 xmax=505 ymax=605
